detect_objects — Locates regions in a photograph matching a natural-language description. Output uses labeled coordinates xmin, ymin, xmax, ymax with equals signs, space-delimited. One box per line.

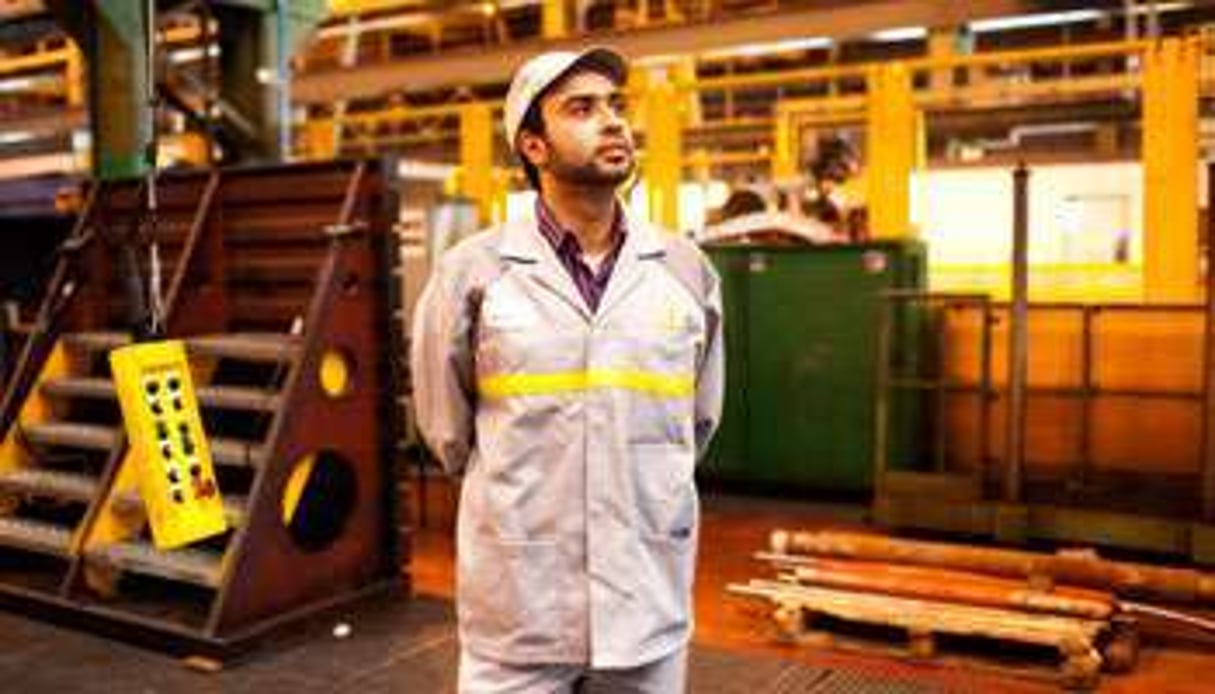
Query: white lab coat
xmin=411 ymin=210 xmax=723 ymax=669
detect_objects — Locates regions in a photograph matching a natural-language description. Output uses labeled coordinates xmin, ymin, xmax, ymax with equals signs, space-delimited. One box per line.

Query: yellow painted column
xmin=866 ymin=63 xmax=919 ymax=240
xmin=65 ymin=44 xmax=84 ymax=108
xmin=460 ymin=103 xmax=496 ymax=225
xmin=772 ymin=103 xmax=797 ymax=184
xmin=926 ymin=26 xmax=963 ymax=92
xmin=542 ymin=0 xmax=567 ymax=39
xmin=1143 ymin=37 xmax=1200 ymax=303
xmin=300 ymin=119 xmax=339 ymax=161
xmin=639 ymin=67 xmax=684 ymax=230
xmin=672 ymin=58 xmax=700 ymax=128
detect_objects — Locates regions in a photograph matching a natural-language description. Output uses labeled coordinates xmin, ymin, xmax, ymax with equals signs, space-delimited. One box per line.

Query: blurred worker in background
xmin=804 ymin=134 xmax=866 ymax=242
xmin=411 ymin=47 xmax=724 ymax=693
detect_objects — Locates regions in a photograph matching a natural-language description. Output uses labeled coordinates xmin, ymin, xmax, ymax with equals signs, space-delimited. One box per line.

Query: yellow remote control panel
xmin=110 ymin=340 xmax=227 ymax=550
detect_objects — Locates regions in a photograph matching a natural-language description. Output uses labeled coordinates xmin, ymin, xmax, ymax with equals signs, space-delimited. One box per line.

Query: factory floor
xmin=412 ymin=482 xmax=1215 ymax=693
xmin=0 ymin=486 xmax=1211 ymax=692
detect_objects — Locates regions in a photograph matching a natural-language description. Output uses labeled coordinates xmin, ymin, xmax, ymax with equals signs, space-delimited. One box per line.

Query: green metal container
xmin=703 ymin=241 xmax=927 ymax=494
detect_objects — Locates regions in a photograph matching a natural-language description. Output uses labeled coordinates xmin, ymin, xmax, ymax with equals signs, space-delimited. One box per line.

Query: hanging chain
xmin=144 ymin=0 xmax=165 ymax=338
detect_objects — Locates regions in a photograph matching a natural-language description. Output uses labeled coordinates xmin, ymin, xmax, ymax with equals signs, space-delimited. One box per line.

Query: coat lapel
xmin=497 ymin=214 xmax=592 ymax=323
xmin=596 ymin=213 xmax=667 ymax=320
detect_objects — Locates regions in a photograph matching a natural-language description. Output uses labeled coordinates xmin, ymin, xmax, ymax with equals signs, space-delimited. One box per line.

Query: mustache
xmin=596 ymin=140 xmax=633 ymax=155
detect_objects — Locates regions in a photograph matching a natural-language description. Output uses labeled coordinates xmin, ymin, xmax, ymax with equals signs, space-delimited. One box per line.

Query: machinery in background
xmin=0 ymin=159 xmax=404 ymax=657
xmin=872 ymin=165 xmax=1215 ymax=565
xmin=0 ymin=174 xmax=79 ymax=387
xmin=701 ymin=239 xmax=927 ymax=495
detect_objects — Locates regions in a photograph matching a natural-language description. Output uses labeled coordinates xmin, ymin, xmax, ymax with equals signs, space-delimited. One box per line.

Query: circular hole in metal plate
xmin=319 ymin=348 xmax=356 ymax=398
xmin=281 ymin=450 xmax=357 ymax=553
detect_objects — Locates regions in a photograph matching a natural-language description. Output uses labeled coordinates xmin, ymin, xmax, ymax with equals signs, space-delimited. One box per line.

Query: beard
xmin=547 ymin=149 xmax=635 ymax=187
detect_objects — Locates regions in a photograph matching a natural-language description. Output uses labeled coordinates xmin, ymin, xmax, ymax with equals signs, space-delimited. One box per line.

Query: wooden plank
xmin=730 ymin=579 xmax=1106 ymax=650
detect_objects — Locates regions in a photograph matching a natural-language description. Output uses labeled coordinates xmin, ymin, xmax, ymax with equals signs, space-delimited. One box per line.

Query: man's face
xmin=521 ymin=70 xmax=635 ymax=187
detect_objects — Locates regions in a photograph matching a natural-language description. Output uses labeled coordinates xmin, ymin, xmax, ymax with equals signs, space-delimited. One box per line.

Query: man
xmin=411 ymin=47 xmax=724 ymax=693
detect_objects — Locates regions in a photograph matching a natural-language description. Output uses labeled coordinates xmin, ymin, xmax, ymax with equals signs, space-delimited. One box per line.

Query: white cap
xmin=503 ymin=47 xmax=627 ymax=152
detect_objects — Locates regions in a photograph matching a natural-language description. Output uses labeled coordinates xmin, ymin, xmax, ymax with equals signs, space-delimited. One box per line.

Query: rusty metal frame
xmin=0 ymin=159 xmax=402 ymax=657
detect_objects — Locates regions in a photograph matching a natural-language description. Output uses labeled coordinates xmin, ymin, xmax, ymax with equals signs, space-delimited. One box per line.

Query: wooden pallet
xmin=731 ymin=579 xmax=1139 ymax=690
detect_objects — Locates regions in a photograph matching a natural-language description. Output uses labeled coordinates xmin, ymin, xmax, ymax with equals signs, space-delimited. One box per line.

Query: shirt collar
xmin=534 ymin=197 xmax=627 ymax=255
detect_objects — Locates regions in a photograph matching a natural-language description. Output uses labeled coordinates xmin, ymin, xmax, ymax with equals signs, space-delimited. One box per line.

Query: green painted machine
xmin=703 ymin=241 xmax=927 ymax=495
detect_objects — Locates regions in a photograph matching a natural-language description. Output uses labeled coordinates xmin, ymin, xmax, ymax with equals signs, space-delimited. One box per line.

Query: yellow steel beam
xmin=0 ymin=47 xmax=72 ymax=77
xmin=65 ymin=44 xmax=84 ymax=108
xmin=300 ymin=119 xmax=341 ymax=160
xmin=1143 ymin=37 xmax=1201 ymax=303
xmin=638 ymin=66 xmax=684 ymax=230
xmin=772 ymin=103 xmax=795 ymax=183
xmin=459 ymin=102 xmax=495 ymax=224
xmin=327 ymin=0 xmax=432 ymax=18
xmin=312 ymin=101 xmax=487 ymax=130
xmin=919 ymin=73 xmax=1136 ymax=110
xmin=691 ymin=37 xmax=1163 ymax=96
xmin=865 ymin=62 xmax=919 ymax=240
xmin=0 ymin=343 xmax=71 ymax=474
xmin=294 ymin=0 xmax=1035 ymax=104
xmin=541 ymin=0 xmax=567 ymax=40
xmin=926 ymin=26 xmax=959 ymax=92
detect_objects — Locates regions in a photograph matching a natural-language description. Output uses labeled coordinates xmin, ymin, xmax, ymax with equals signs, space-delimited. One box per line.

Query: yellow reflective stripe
xmin=478 ymin=369 xmax=693 ymax=400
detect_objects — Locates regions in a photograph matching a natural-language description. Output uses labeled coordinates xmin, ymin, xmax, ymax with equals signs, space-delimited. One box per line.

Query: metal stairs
xmin=0 ymin=160 xmax=404 ymax=658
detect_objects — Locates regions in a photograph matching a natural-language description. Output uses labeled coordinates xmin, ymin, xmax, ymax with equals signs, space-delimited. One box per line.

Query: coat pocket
xmin=459 ymin=537 xmax=566 ymax=651
xmin=639 ymin=531 xmax=697 ymax=628
xmin=630 ymin=442 xmax=697 ymax=542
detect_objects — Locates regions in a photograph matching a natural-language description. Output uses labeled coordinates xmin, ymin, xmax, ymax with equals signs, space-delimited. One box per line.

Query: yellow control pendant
xmin=110 ymin=340 xmax=227 ymax=549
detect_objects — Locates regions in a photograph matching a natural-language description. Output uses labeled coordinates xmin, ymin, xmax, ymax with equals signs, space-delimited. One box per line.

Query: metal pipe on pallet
xmin=756 ymin=553 xmax=1116 ymax=619
xmin=771 ymin=530 xmax=1215 ymax=605
xmin=1005 ymin=163 xmax=1030 ymax=503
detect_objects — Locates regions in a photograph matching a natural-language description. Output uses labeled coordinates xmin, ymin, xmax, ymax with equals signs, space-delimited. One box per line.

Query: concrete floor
xmin=0 ymin=489 xmax=1211 ymax=692
xmin=0 ymin=593 xmax=999 ymax=693
xmin=412 ymin=486 xmax=1215 ymax=693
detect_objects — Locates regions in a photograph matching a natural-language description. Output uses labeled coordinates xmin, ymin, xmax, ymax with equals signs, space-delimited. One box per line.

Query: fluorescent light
xmin=0 ymin=131 xmax=36 ymax=146
xmin=398 ymin=159 xmax=456 ymax=182
xmin=971 ymin=10 xmax=1103 ymax=33
xmin=168 ymin=46 xmax=219 ymax=65
xmin=703 ymin=36 xmax=832 ymax=60
xmin=317 ymin=12 xmax=432 ymax=39
xmin=0 ymin=77 xmax=39 ymax=93
xmin=0 ymin=153 xmax=77 ymax=180
xmin=1127 ymin=2 xmax=1190 ymax=15
xmin=870 ymin=26 xmax=928 ymax=42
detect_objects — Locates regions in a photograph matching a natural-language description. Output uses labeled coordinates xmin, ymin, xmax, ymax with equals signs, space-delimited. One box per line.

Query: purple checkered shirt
xmin=535 ymin=199 xmax=627 ymax=312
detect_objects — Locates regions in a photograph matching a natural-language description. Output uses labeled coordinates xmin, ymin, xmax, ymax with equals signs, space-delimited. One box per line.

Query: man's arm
xmin=410 ymin=256 xmax=478 ymax=475
xmin=694 ymin=257 xmax=725 ymax=459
